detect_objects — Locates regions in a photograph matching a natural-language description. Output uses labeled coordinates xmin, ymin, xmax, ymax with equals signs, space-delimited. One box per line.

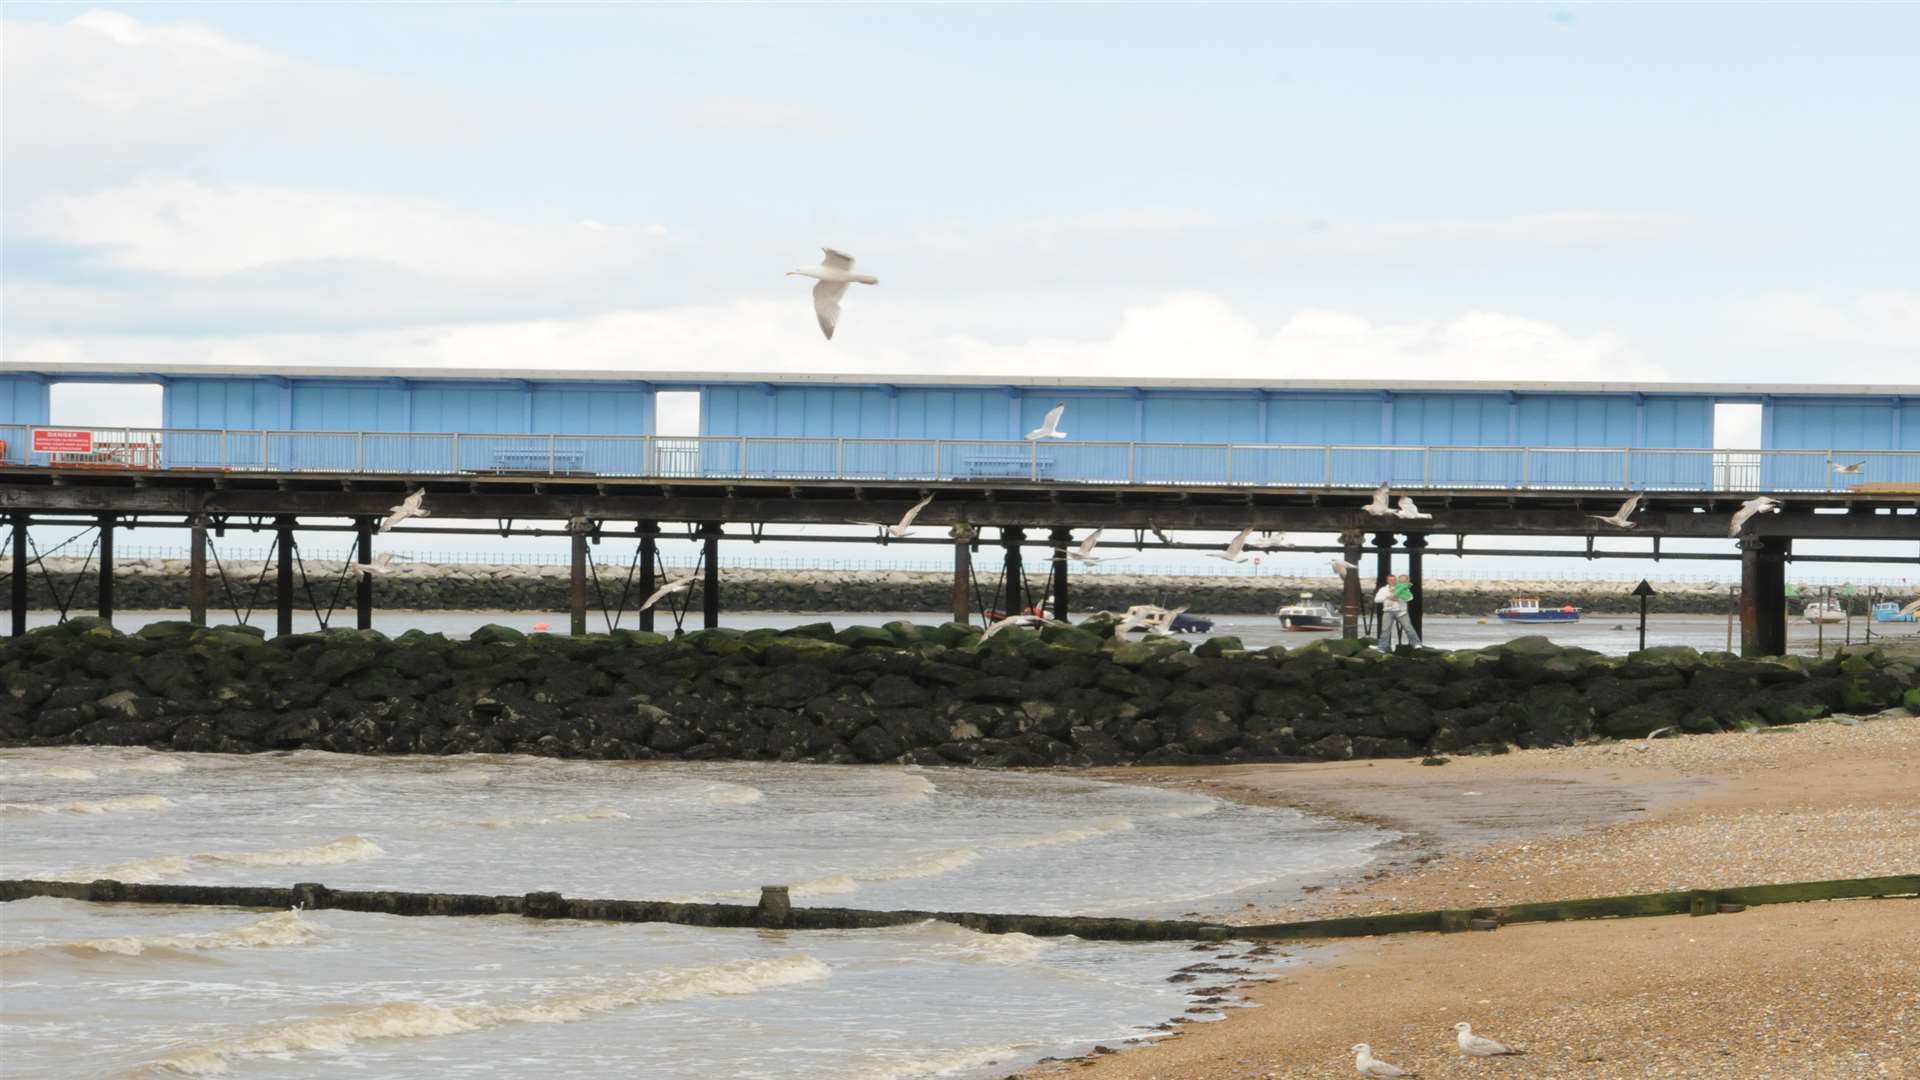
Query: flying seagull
xmin=378 ymin=490 xmax=429 ymax=533
xmin=851 ymin=493 xmax=935 ymax=538
xmin=1352 ymin=1044 xmax=1416 ymax=1078
xmin=354 ymin=553 xmax=399 ymax=576
xmin=980 ymin=613 xmax=1051 ymax=641
xmin=1832 ymin=459 xmax=1866 ymax=474
xmin=1330 ymin=557 xmax=1359 ymax=579
xmin=1205 ymin=526 xmax=1254 ymax=563
xmin=787 ymin=247 xmax=879 ymax=340
xmin=1590 ymin=495 xmax=1642 ymax=529
xmin=1026 ymin=403 xmax=1067 ymax=441
xmin=1246 ymin=531 xmax=1293 ymax=551
xmin=1069 ymin=529 xmax=1130 ymax=564
xmin=638 ymin=577 xmax=697 ymax=613
xmin=1394 ymin=496 xmax=1433 ymax=521
xmin=1454 ymin=1022 xmax=1523 ymax=1057
xmin=1147 ymin=519 xmax=1174 ymax=546
xmin=1364 ymin=483 xmax=1394 ymax=516
xmin=1727 ymin=496 xmax=1782 ymax=537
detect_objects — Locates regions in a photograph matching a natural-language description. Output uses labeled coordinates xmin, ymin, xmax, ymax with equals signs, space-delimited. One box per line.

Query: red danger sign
xmin=32 ymin=429 xmax=93 ymax=454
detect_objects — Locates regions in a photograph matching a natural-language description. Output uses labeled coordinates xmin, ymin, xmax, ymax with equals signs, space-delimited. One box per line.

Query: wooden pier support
xmin=700 ymin=522 xmax=721 ymax=629
xmin=1001 ymin=526 xmax=1025 ymax=617
xmin=1405 ymin=533 xmax=1427 ymax=636
xmin=1340 ymin=529 xmax=1363 ymax=639
xmin=1740 ymin=536 xmax=1789 ymax=657
xmin=950 ymin=524 xmax=973 ymax=625
xmin=569 ymin=519 xmax=589 ymax=637
xmin=637 ymin=521 xmax=659 ymax=633
xmin=274 ymin=516 xmax=295 ymax=638
xmin=354 ymin=517 xmax=373 ymax=631
xmin=187 ymin=514 xmax=208 ymax=627
xmin=1372 ymin=530 xmax=1394 ymax=639
xmin=1048 ymin=526 xmax=1071 ymax=621
xmin=9 ymin=514 xmax=25 ymax=638
xmin=95 ymin=513 xmax=114 ymax=625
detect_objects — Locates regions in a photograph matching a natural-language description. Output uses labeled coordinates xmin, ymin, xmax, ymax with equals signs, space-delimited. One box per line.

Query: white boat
xmin=1276 ymin=592 xmax=1339 ymax=632
xmin=1801 ymin=600 xmax=1846 ymax=624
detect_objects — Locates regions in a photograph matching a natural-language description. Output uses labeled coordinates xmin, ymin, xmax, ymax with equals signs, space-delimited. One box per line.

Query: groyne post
xmin=188 ymin=514 xmax=208 ymax=627
xmin=1405 ymin=533 xmax=1426 ymax=636
xmin=1373 ymin=531 xmax=1394 ymax=640
xmin=1001 ymin=526 xmax=1025 ymax=616
xmin=1048 ymin=525 xmax=1071 ymax=621
xmin=700 ymin=522 xmax=721 ymax=629
xmin=758 ymin=885 xmax=794 ymax=928
xmin=96 ymin=513 xmax=114 ymax=625
xmin=637 ymin=521 xmax=659 ymax=633
xmin=1340 ymin=529 xmax=1363 ymax=639
xmin=8 ymin=513 xmax=25 ymax=637
xmin=949 ymin=524 xmax=972 ymax=625
xmin=569 ymin=518 xmax=589 ymax=637
xmin=354 ymin=517 xmax=374 ymax=631
xmin=1740 ymin=536 xmax=1788 ymax=656
xmin=274 ymin=516 xmax=295 ymax=638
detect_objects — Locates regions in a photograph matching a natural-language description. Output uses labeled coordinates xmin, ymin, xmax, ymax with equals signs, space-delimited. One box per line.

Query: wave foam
xmin=841 ymin=1042 xmax=1043 ymax=1080
xmin=53 ymin=836 xmax=383 ymax=882
xmin=37 ymin=766 xmax=98 ymax=781
xmin=114 ymin=758 xmax=187 ymax=776
xmin=136 ymin=954 xmax=831 ymax=1076
xmin=1 ymin=795 xmax=174 ymax=816
xmin=3 ymin=910 xmax=315 ymax=960
xmin=873 ymin=770 xmax=937 ymax=807
xmin=465 ymin=808 xmax=630 ymax=828
xmin=701 ymin=783 xmax=765 ymax=807
xmin=998 ymin=815 xmax=1135 ymax=849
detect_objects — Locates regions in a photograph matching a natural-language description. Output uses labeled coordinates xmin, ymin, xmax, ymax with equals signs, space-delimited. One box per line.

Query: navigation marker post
xmin=1632 ymin=578 xmax=1657 ymax=653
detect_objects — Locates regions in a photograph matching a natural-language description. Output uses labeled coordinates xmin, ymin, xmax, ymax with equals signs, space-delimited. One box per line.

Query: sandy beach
xmin=1037 ymin=711 xmax=1920 ymax=1080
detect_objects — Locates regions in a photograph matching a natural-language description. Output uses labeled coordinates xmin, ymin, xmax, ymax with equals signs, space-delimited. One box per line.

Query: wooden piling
xmin=1001 ymin=526 xmax=1025 ymax=617
xmin=1048 ymin=525 xmax=1071 ymax=621
xmin=637 ymin=521 xmax=658 ymax=633
xmin=1340 ymin=529 xmax=1363 ymax=639
xmin=701 ymin=522 xmax=721 ymax=629
xmin=1740 ymin=536 xmax=1788 ymax=656
xmin=274 ymin=516 xmax=294 ymax=638
xmin=95 ymin=513 xmax=114 ymax=625
xmin=950 ymin=524 xmax=973 ymax=625
xmin=10 ymin=513 xmax=28 ymax=637
xmin=187 ymin=514 xmax=208 ymax=627
xmin=569 ymin=519 xmax=588 ymax=637
xmin=354 ymin=517 xmax=373 ymax=631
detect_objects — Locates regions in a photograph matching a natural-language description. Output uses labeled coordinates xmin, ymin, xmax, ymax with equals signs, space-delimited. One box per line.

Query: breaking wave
xmin=135 ymin=954 xmax=832 ymax=1076
xmin=53 ymin=836 xmax=384 ymax=882
xmin=701 ymin=782 xmax=765 ymax=807
xmin=464 ymin=808 xmax=630 ymax=828
xmin=873 ymin=770 xmax=937 ymax=806
xmin=840 ymin=1041 xmax=1045 ymax=1080
xmin=1 ymin=795 xmax=174 ymax=816
xmin=114 ymin=758 xmax=186 ymax=776
xmin=899 ymin=920 xmax=1052 ymax=965
xmin=37 ymin=766 xmax=98 ymax=781
xmin=3 ymin=910 xmax=315 ymax=960
xmin=998 ymin=815 xmax=1135 ymax=849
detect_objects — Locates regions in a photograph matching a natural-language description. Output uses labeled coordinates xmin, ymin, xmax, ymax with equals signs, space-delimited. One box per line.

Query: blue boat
xmin=1871 ymin=601 xmax=1918 ymax=623
xmin=1495 ymin=597 xmax=1581 ymax=623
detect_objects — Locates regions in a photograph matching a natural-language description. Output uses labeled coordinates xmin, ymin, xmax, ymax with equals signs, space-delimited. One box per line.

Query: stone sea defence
xmin=6 ymin=617 xmax=1916 ymax=766
xmin=23 ymin=557 xmax=1897 ymax=617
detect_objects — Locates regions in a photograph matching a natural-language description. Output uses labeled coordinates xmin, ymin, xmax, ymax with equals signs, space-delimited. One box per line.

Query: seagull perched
xmin=1353 ymin=1044 xmax=1416 ymax=1077
xmin=1632 ymin=725 xmax=1679 ymax=752
xmin=638 ymin=577 xmax=697 ymax=613
xmin=1590 ymin=494 xmax=1642 ymax=529
xmin=1025 ymin=403 xmax=1067 ymax=441
xmin=787 ymin=247 xmax=879 ymax=340
xmin=354 ymin=552 xmax=399 ymax=576
xmin=1364 ymin=483 xmax=1394 ymax=516
xmin=851 ymin=493 xmax=935 ymax=538
xmin=1454 ymin=1022 xmax=1523 ymax=1057
xmin=378 ymin=490 xmax=429 ymax=533
xmin=1394 ymin=496 xmax=1433 ymax=521
xmin=1832 ymin=459 xmax=1866 ymax=475
xmin=1727 ymin=496 xmax=1782 ymax=537
xmin=1205 ymin=527 xmax=1254 ymax=563
xmin=1330 ymin=557 xmax=1359 ymax=579
xmin=1068 ymin=529 xmax=1130 ymax=564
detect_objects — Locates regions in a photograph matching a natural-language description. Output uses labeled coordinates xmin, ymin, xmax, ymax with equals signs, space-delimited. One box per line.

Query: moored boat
xmin=1871 ymin=601 xmax=1919 ymax=623
xmin=1276 ymin=592 xmax=1339 ymax=632
xmin=1494 ymin=597 xmax=1580 ymax=623
xmin=1801 ymin=600 xmax=1846 ymax=624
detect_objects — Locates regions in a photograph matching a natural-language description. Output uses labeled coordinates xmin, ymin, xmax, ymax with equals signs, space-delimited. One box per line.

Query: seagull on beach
xmin=787 ymin=247 xmax=879 ymax=340
xmin=1632 ymin=725 xmax=1679 ymax=752
xmin=378 ymin=490 xmax=429 ymax=533
xmin=851 ymin=493 xmax=935 ymax=538
xmin=1205 ymin=527 xmax=1254 ymax=563
xmin=1590 ymin=495 xmax=1643 ymax=529
xmin=1727 ymin=496 xmax=1782 ymax=537
xmin=638 ymin=577 xmax=697 ymax=613
xmin=1364 ymin=483 xmax=1394 ymax=516
xmin=1353 ymin=1044 xmax=1417 ymax=1077
xmin=1069 ymin=530 xmax=1130 ymax=564
xmin=1394 ymin=496 xmax=1433 ymax=521
xmin=1026 ymin=403 xmax=1068 ymax=441
xmin=1330 ymin=557 xmax=1359 ymax=579
xmin=1454 ymin=1022 xmax=1523 ymax=1057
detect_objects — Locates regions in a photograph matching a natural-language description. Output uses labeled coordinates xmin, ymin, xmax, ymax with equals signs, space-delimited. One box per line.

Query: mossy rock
xmin=684 ymin=628 xmax=755 ymax=655
xmin=447 ymin=645 xmax=497 ymax=670
xmin=1039 ymin=624 xmax=1103 ymax=654
xmin=1628 ymin=645 xmax=1702 ymax=670
xmin=393 ymin=629 xmax=451 ymax=647
xmin=767 ymin=636 xmax=852 ymax=662
xmin=1495 ymin=635 xmax=1566 ymax=656
xmin=882 ymin=620 xmax=928 ymax=646
xmin=1905 ymin=687 xmax=1920 ymax=715
xmin=834 ymin=625 xmax=900 ymax=650
xmin=1255 ymin=645 xmax=1289 ymax=661
xmin=785 ymin=622 xmax=837 ymax=642
xmin=1109 ymin=640 xmax=1158 ymax=667
xmin=1194 ymin=636 xmax=1244 ymax=658
xmin=470 ymin=624 xmax=526 ymax=645
xmin=925 ymin=622 xmax=981 ymax=648
xmin=134 ymin=620 xmax=199 ymax=641
xmin=610 ymin=629 xmax=670 ymax=648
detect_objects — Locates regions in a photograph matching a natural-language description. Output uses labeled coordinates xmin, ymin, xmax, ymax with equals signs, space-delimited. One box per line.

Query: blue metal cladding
xmin=1764 ymin=398 xmax=1918 ymax=488
xmin=0 ymin=375 xmax=51 ymax=463
xmin=163 ymin=379 xmax=290 ymax=468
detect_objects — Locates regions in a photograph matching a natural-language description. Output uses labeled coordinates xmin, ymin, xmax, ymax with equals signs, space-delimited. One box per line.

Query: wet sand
xmin=1042 ymin=713 xmax=1920 ymax=1079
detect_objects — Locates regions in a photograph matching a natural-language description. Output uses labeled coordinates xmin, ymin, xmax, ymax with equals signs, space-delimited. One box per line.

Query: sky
xmin=2 ymin=3 xmax=1916 ymax=587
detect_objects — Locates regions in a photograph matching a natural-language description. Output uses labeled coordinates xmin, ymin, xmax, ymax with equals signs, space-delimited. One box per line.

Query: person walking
xmin=1374 ymin=573 xmax=1424 ymax=651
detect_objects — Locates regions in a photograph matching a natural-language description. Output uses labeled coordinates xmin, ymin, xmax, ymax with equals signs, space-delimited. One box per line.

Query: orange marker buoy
xmin=532 ymin=621 xmax=551 ymax=632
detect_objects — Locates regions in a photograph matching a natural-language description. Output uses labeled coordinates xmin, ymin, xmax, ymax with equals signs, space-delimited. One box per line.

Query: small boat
xmin=1871 ymin=601 xmax=1918 ymax=623
xmin=1494 ymin=597 xmax=1580 ymax=623
xmin=1801 ymin=600 xmax=1846 ymax=624
xmin=1276 ymin=592 xmax=1339 ymax=632
xmin=1166 ymin=612 xmax=1213 ymax=634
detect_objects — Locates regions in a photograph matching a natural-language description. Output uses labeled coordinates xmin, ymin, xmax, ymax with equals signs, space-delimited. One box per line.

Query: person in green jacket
xmin=1374 ymin=574 xmax=1424 ymax=651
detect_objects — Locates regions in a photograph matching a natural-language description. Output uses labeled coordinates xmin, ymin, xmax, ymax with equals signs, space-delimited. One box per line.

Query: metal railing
xmin=4 ymin=424 xmax=1918 ymax=493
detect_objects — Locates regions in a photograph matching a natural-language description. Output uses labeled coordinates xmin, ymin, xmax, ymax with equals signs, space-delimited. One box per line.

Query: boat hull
xmin=1279 ymin=615 xmax=1339 ymax=632
xmin=1495 ymin=610 xmax=1581 ymax=623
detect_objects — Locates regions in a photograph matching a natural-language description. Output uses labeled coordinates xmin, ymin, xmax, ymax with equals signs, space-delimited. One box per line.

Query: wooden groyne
xmin=4 ymin=874 xmax=1912 ymax=943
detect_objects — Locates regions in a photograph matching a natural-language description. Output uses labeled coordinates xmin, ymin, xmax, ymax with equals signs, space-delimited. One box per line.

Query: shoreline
xmin=1035 ymin=711 xmax=1920 ymax=1079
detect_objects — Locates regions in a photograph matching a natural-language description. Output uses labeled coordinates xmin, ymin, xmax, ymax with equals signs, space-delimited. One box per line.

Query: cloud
xmin=7 ymin=291 xmax=1663 ymax=385
xmin=1733 ymin=291 xmax=1920 ymax=349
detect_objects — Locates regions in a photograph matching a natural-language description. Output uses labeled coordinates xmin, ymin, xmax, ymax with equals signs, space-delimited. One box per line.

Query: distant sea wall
xmin=23 ymin=558 xmax=1891 ymax=617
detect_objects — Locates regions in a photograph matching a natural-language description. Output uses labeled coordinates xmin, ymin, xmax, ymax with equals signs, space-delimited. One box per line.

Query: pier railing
xmin=4 ymin=424 xmax=1917 ymax=493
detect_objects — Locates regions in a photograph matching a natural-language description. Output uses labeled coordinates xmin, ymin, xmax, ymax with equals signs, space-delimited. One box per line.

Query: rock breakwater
xmin=20 ymin=557 xmax=1876 ymax=617
xmin=6 ymin=616 xmax=1915 ymax=767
